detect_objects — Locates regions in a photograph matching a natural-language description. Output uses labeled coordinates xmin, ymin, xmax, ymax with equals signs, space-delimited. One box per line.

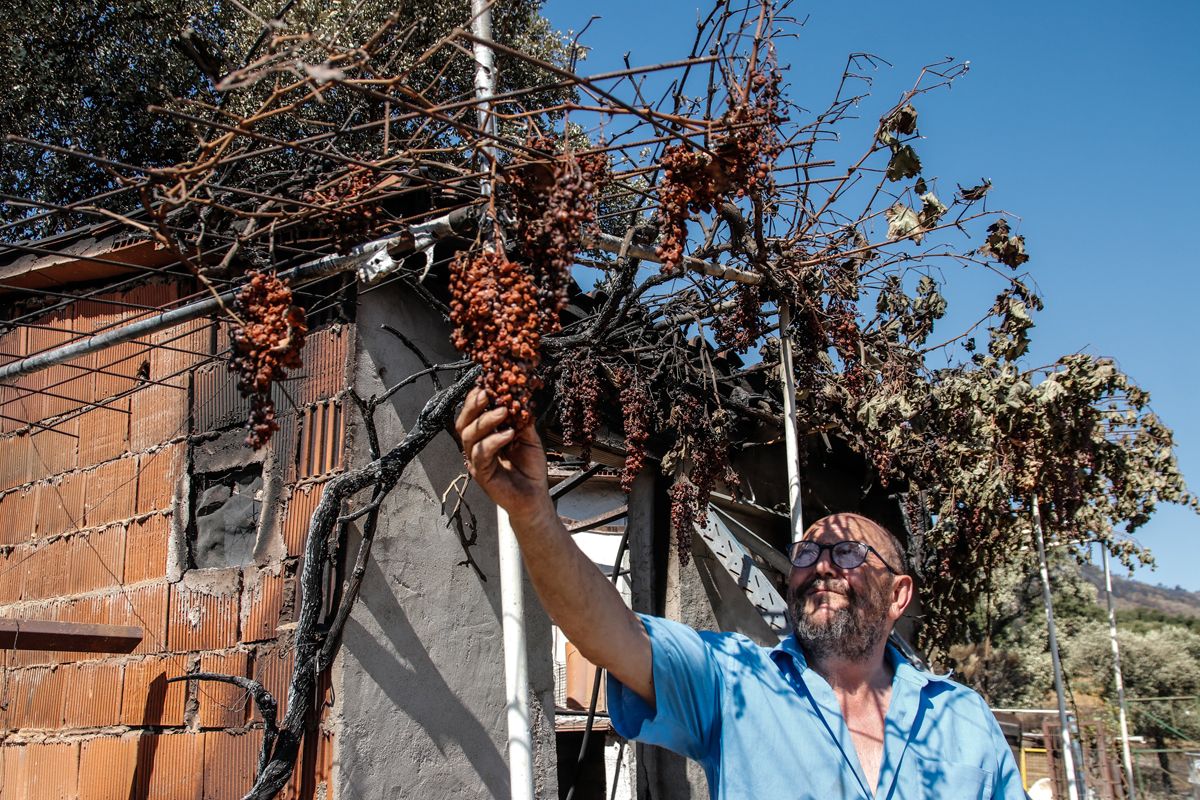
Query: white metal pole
xmin=469 ymin=4 xmax=534 ymax=798
xmin=1102 ymin=545 xmax=1138 ymax=800
xmin=778 ymin=305 xmax=804 ymax=543
xmin=497 ymin=508 xmax=535 ymax=800
xmin=470 ymin=0 xmax=498 ymax=192
xmin=1033 ymin=496 xmax=1081 ymax=800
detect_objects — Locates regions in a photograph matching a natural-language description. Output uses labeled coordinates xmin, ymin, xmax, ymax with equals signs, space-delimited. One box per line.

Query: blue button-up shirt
xmin=608 ymin=615 xmax=1028 ymax=799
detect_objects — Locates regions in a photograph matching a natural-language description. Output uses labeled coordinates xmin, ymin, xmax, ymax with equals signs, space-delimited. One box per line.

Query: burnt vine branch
xmin=241 ymin=366 xmax=479 ymax=799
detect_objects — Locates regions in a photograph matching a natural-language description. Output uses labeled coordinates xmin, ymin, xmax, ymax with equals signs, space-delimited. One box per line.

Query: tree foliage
xmin=0 ymin=0 xmax=574 ymax=238
xmin=956 ymin=554 xmax=1200 ymax=758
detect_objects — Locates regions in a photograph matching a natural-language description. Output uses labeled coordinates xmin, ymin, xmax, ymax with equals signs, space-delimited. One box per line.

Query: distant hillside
xmin=1080 ymin=564 xmax=1200 ymax=619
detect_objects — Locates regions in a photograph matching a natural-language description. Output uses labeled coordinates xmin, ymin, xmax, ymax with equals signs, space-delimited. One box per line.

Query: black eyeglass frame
xmin=788 ymin=540 xmax=902 ymax=575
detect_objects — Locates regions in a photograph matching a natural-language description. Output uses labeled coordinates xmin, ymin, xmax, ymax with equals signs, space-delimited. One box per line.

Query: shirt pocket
xmin=914 ymin=758 xmax=995 ymax=799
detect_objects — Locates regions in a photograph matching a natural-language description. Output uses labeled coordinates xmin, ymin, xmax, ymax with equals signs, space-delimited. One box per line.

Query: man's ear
xmin=889 ymin=574 xmax=914 ymax=622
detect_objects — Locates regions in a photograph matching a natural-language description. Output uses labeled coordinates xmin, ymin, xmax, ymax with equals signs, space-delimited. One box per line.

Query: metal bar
xmin=779 ymin=304 xmax=804 ymax=541
xmin=565 ymin=505 xmax=629 ymax=534
xmin=0 ymin=619 xmax=142 ymax=652
xmin=549 ymin=463 xmax=607 ymax=500
xmin=470 ymin=4 xmax=533 ymax=799
xmin=1033 ymin=495 xmax=1082 ymax=800
xmin=1102 ymin=545 xmax=1138 ymax=800
xmin=585 ymin=230 xmax=761 ymax=286
xmin=0 ymin=234 xmax=402 ymax=383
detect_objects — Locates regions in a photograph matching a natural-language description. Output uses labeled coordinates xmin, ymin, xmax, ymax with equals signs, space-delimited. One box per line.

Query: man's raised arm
xmin=455 ymin=388 xmax=654 ymax=706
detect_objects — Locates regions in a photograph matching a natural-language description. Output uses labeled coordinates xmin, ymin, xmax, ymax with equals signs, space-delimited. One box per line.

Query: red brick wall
xmin=0 ymin=283 xmax=349 ymax=800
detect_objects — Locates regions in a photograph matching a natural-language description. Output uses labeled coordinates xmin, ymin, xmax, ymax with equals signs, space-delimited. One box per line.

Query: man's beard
xmin=788 ymin=576 xmax=892 ymax=663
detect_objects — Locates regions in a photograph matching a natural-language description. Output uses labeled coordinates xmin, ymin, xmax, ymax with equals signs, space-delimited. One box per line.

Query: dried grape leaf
xmin=885 ymin=202 xmax=923 ymax=243
xmin=885 ymin=103 xmax=919 ymax=135
xmin=958 ymin=179 xmax=992 ymax=202
xmin=980 ymin=218 xmax=1030 ymax=268
xmin=886 ymin=144 xmax=922 ymax=182
xmin=918 ymin=192 xmax=947 ymax=229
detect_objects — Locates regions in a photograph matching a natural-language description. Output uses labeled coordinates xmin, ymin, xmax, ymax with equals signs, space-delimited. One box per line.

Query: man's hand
xmin=455 ymin=388 xmax=553 ymax=525
xmin=455 ymin=385 xmax=655 ymax=707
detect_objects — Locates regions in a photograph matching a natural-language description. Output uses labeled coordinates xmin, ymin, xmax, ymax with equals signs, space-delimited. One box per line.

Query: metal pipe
xmin=0 ymin=239 xmax=394 ymax=383
xmin=1102 ymin=545 xmax=1138 ymax=800
xmin=470 ymin=2 xmax=534 ymax=798
xmin=779 ymin=305 xmax=804 ymax=542
xmin=1033 ymin=495 xmax=1081 ymax=800
xmin=497 ymin=508 xmax=535 ymax=800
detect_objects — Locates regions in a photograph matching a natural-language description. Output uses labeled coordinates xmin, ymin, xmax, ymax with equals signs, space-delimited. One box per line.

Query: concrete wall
xmin=335 ymin=282 xmax=558 ymax=799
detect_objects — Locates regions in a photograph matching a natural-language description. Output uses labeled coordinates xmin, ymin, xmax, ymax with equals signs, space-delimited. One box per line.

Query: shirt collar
xmin=770 ymin=634 xmax=952 ymax=688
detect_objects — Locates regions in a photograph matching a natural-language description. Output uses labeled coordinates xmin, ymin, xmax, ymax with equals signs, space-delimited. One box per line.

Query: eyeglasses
xmin=788 ymin=540 xmax=902 ymax=575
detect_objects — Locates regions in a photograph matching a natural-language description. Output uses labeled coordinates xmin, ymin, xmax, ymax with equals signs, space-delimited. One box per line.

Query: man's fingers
xmin=471 ymin=428 xmax=516 ymax=473
xmin=458 ymin=395 xmax=505 ymax=448
xmin=455 ymin=387 xmax=489 ymax=436
xmin=514 ymin=421 xmax=541 ymax=447
xmin=462 ymin=406 xmax=508 ymax=453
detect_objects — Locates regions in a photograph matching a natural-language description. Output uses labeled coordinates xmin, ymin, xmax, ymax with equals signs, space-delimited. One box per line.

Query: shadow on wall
xmin=128 ymin=678 xmax=166 ymax=798
xmin=356 ymin=282 xmax=503 ymax=621
xmin=342 ymin=557 xmax=509 ymax=798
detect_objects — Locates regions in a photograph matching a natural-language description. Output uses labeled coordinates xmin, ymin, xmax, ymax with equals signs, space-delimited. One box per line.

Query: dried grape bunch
xmin=668 ymin=479 xmax=700 ymax=565
xmin=507 ymin=138 xmax=610 ymax=331
xmin=229 ymin=271 xmax=308 ymax=448
xmin=663 ymin=394 xmax=740 ymax=565
xmin=616 ymin=368 xmax=653 ymax=494
xmin=827 ymin=299 xmax=867 ymax=397
xmin=557 ymin=356 xmax=601 ymax=462
xmin=714 ymin=283 xmax=768 ymax=354
xmin=655 ymin=144 xmax=724 ymax=273
xmin=655 ymin=68 xmax=783 ymax=273
xmin=302 ymin=170 xmax=385 ymax=253
xmin=449 ymin=249 xmax=544 ymax=426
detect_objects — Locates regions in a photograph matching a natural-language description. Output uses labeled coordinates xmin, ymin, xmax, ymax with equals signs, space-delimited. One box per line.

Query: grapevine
xmin=449 ymin=249 xmax=544 ymax=426
xmin=507 ymin=138 xmax=610 ymax=331
xmin=302 ymin=170 xmax=385 ymax=254
xmin=229 ymin=271 xmax=308 ymax=449
xmin=557 ymin=355 xmax=602 ymax=462
xmin=663 ymin=394 xmax=740 ymax=565
xmin=616 ymin=368 xmax=653 ymax=494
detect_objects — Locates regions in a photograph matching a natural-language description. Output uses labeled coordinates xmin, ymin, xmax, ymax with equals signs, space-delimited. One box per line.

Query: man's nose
xmin=813 ymin=548 xmax=839 ymax=576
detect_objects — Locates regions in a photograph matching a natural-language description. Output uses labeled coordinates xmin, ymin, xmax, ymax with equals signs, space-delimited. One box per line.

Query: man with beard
xmin=457 ymin=390 xmax=1027 ymax=799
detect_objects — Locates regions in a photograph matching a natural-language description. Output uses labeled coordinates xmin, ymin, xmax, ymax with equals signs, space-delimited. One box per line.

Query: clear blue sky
xmin=544 ymin=0 xmax=1200 ymax=590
